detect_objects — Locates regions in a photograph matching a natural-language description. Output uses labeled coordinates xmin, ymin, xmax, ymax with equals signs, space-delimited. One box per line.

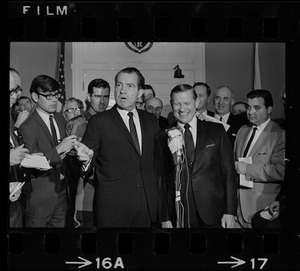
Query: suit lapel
xmin=238 ymin=125 xmax=252 ymax=157
xmin=248 ymin=121 xmax=273 ymax=157
xmin=54 ymin=112 xmax=66 ymax=141
xmin=32 ymin=110 xmax=56 ymax=146
xmin=194 ymin=120 xmax=206 ymax=159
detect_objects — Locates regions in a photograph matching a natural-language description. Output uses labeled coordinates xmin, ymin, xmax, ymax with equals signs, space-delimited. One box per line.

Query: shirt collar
xmin=255 ymin=117 xmax=271 ymax=132
xmin=36 ymin=106 xmax=52 ymax=118
xmin=177 ymin=115 xmax=197 ymax=131
xmin=117 ymin=107 xmax=138 ymax=118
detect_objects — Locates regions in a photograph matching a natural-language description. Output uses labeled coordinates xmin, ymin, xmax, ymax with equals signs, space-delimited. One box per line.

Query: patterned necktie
xmin=128 ymin=112 xmax=141 ymax=155
xmin=184 ymin=123 xmax=194 ymax=165
xmin=243 ymin=126 xmax=257 ymax=157
xmin=49 ymin=115 xmax=58 ymax=146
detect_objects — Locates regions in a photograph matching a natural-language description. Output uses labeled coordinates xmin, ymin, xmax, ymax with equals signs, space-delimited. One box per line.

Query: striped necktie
xmin=128 ymin=112 xmax=141 ymax=155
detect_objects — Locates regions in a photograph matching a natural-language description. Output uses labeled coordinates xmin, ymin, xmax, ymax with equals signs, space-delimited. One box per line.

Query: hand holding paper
xmin=21 ymin=153 xmax=51 ymax=170
xmin=236 ymin=157 xmax=253 ymax=188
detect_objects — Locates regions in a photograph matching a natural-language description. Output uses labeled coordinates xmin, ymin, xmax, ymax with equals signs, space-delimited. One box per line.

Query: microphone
xmin=166 ymin=126 xmax=184 ymax=165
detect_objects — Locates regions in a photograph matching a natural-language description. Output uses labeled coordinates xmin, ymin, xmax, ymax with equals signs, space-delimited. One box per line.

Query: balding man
xmin=145 ymin=97 xmax=169 ymax=129
xmin=213 ymin=86 xmax=249 ymax=148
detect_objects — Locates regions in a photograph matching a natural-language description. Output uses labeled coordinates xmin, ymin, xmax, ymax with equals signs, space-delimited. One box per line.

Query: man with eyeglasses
xmin=9 ymin=69 xmax=30 ymax=227
xmin=10 ymin=68 xmax=31 ymax=131
xmin=18 ymin=75 xmax=93 ymax=227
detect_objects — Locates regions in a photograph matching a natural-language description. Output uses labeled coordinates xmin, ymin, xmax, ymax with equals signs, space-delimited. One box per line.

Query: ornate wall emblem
xmin=125 ymin=42 xmax=153 ymax=54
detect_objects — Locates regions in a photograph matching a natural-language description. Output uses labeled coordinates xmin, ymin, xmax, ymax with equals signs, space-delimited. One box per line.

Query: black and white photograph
xmin=8 ymin=2 xmax=300 ymax=270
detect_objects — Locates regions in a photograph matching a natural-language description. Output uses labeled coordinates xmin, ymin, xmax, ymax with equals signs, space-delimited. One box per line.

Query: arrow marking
xmin=217 ymin=256 xmax=246 ymax=268
xmin=66 ymin=256 xmax=92 ymax=269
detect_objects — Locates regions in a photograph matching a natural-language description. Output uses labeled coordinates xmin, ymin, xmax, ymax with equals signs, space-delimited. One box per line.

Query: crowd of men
xmin=9 ymin=67 xmax=286 ymax=229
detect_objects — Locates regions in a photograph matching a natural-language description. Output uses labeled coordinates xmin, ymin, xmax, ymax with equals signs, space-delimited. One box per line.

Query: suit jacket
xmin=207 ymin=109 xmax=215 ymax=117
xmin=81 ymin=105 xmax=161 ymax=227
xmin=155 ymin=119 xmax=237 ymax=226
xmin=18 ymin=110 xmax=67 ymax=219
xmin=226 ymin=113 xmax=250 ymax=148
xmin=158 ymin=116 xmax=169 ymax=130
xmin=234 ymin=120 xmax=285 ymax=223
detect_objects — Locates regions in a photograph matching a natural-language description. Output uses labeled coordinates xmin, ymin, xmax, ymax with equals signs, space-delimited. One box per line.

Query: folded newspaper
xmin=21 ymin=154 xmax=51 ymax=170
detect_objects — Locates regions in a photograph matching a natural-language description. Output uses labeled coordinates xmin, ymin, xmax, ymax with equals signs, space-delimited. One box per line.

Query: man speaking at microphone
xmin=155 ymin=84 xmax=238 ymax=228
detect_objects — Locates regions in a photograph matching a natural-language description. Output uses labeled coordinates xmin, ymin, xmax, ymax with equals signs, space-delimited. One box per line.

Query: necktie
xmin=49 ymin=115 xmax=58 ymax=146
xmin=184 ymin=123 xmax=194 ymax=164
xmin=128 ymin=112 xmax=140 ymax=155
xmin=220 ymin=116 xmax=223 ymax=122
xmin=243 ymin=127 xmax=257 ymax=157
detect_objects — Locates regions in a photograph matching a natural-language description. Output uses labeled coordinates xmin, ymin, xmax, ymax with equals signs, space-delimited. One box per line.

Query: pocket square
xmin=205 ymin=144 xmax=216 ymax=148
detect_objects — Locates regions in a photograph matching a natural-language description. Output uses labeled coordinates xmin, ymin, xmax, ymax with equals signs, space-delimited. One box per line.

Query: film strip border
xmin=7 ymin=229 xmax=300 ymax=269
xmin=8 ymin=2 xmax=300 ymax=41
xmin=7 ymin=1 xmax=300 ymax=270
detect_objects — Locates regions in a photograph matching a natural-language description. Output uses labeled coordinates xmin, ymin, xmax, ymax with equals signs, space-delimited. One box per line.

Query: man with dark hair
xmin=84 ymin=78 xmax=110 ymax=120
xmin=193 ymin=82 xmax=214 ymax=117
xmin=155 ymin=84 xmax=237 ymax=228
xmin=143 ymin=84 xmax=155 ymax=100
xmin=234 ymin=89 xmax=285 ymax=228
xmin=18 ymin=75 xmax=86 ymax=227
xmin=232 ymin=101 xmax=248 ymax=116
xmin=79 ymin=67 xmax=161 ymax=227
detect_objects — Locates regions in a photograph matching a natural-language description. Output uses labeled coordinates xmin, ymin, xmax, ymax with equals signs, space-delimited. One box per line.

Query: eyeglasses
xmin=64 ymin=108 xmax=81 ymax=114
xmin=10 ymin=85 xmax=23 ymax=96
xmin=37 ymin=92 xmax=61 ymax=100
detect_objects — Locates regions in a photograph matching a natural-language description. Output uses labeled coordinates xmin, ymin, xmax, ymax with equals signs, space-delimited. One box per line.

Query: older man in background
xmin=145 ymin=97 xmax=169 ymax=129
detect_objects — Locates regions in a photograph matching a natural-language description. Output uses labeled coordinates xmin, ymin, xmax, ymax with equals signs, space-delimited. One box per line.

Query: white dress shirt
xmin=214 ymin=112 xmax=230 ymax=123
xmin=36 ymin=107 xmax=61 ymax=140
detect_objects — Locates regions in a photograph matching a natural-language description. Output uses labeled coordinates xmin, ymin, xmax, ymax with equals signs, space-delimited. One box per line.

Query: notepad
xmin=21 ymin=154 xmax=51 ymax=170
xmin=238 ymin=157 xmax=253 ymax=188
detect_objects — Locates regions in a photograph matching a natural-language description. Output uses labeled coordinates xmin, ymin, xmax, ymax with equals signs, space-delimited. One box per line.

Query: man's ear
xmin=31 ymin=92 xmax=38 ymax=103
xmin=267 ymin=106 xmax=273 ymax=115
xmin=138 ymin=89 xmax=144 ymax=99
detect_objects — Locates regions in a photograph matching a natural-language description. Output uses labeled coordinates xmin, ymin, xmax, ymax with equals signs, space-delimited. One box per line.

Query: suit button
xmin=137 ymin=184 xmax=141 ymax=188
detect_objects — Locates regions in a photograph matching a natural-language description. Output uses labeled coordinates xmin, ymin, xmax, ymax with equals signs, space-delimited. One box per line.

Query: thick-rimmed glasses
xmin=37 ymin=92 xmax=61 ymax=100
xmin=10 ymin=85 xmax=23 ymax=96
xmin=64 ymin=108 xmax=81 ymax=114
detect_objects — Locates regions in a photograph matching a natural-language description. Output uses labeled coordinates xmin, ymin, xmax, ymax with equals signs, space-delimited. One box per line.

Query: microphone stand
xmin=175 ymin=151 xmax=184 ymax=228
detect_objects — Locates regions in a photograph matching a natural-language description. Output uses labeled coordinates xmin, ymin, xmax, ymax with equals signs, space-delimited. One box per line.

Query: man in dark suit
xmin=193 ymin=82 xmax=214 ymax=117
xmin=155 ymin=84 xmax=238 ymax=228
xmin=79 ymin=67 xmax=161 ymax=228
xmin=18 ymin=75 xmax=79 ymax=227
xmin=9 ymin=69 xmax=30 ymax=227
xmin=213 ymin=86 xmax=249 ymax=148
xmin=145 ymin=97 xmax=169 ymax=129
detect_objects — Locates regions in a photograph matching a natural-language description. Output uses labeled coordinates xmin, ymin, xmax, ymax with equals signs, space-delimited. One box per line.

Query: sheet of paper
xmin=202 ymin=114 xmax=231 ymax=131
xmin=21 ymin=154 xmax=51 ymax=170
xmin=238 ymin=157 xmax=253 ymax=188
xmin=259 ymin=206 xmax=278 ymax=220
